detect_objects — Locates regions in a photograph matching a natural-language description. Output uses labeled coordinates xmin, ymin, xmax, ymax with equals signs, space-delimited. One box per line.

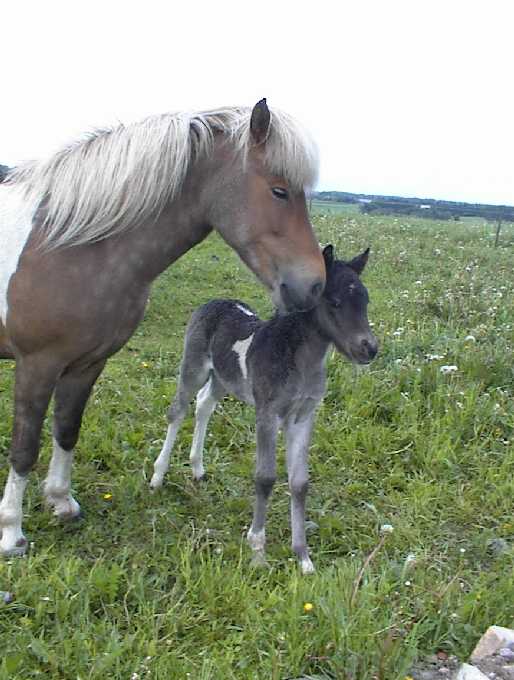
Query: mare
xmin=0 ymin=99 xmax=326 ymax=556
xmin=151 ymin=245 xmax=377 ymax=573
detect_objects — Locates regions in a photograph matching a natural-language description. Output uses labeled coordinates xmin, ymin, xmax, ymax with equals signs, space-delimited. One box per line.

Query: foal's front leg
xmin=247 ymin=412 xmax=279 ymax=567
xmin=285 ymin=411 xmax=315 ymax=574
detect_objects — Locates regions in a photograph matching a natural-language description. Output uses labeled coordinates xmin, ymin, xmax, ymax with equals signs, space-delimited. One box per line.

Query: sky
xmin=1 ymin=0 xmax=513 ymax=205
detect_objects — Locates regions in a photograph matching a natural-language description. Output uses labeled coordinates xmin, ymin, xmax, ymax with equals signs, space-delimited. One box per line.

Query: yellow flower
xmin=141 ymin=362 xmax=149 ymax=368
xmin=103 ymin=493 xmax=113 ymax=501
xmin=303 ymin=602 xmax=314 ymax=613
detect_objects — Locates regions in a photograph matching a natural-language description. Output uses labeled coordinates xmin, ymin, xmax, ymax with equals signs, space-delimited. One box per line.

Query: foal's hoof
xmin=250 ymin=552 xmax=269 ymax=570
xmin=300 ymin=557 xmax=315 ymax=575
xmin=149 ymin=474 xmax=164 ymax=490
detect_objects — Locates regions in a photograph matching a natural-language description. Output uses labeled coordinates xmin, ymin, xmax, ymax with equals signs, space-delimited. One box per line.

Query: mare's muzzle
xmin=280 ymin=278 xmax=324 ymax=312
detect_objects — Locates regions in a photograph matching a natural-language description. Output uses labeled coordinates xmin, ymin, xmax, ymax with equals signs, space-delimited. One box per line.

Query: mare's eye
xmin=271 ymin=187 xmax=289 ymax=200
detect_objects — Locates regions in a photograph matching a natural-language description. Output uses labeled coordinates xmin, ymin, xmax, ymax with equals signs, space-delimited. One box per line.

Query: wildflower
xmin=380 ymin=524 xmax=394 ymax=534
xmin=141 ymin=362 xmax=149 ymax=368
xmin=464 ymin=335 xmax=476 ymax=342
xmin=103 ymin=493 xmax=113 ymax=501
xmin=440 ymin=365 xmax=458 ymax=374
xmin=303 ymin=602 xmax=314 ymax=613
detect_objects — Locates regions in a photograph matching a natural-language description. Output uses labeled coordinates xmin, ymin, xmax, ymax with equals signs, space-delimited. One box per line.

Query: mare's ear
xmin=250 ymin=98 xmax=271 ymax=145
xmin=322 ymin=244 xmax=334 ymax=270
xmin=348 ymin=247 xmax=370 ymax=275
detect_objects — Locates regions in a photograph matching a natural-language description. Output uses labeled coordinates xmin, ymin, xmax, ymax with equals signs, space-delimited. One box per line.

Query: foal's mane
xmin=8 ymin=107 xmax=318 ymax=249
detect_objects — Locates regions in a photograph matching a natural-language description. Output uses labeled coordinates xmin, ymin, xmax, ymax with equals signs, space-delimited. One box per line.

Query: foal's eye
xmin=271 ymin=187 xmax=289 ymax=200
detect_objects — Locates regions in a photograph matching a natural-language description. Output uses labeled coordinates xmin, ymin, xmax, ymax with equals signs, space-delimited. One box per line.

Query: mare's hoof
xmin=0 ymin=535 xmax=28 ymax=558
xmin=192 ymin=472 xmax=207 ymax=483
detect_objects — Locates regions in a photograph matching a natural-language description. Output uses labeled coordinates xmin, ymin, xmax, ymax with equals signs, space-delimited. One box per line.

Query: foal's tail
xmin=170 ymin=301 xmax=227 ymax=416
xmin=0 ymin=165 xmax=11 ymax=183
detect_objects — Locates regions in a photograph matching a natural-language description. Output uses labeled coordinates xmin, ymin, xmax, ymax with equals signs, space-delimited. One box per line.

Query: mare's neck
xmin=113 ymin=143 xmax=229 ymax=283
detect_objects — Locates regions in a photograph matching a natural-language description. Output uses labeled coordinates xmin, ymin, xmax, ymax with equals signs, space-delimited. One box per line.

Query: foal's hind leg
xmin=285 ymin=411 xmax=315 ymax=574
xmin=0 ymin=356 xmax=59 ymax=556
xmin=150 ymin=356 xmax=212 ymax=489
xmin=189 ymin=376 xmax=225 ymax=481
xmin=247 ymin=411 xmax=279 ymax=567
xmin=44 ymin=360 xmax=106 ymax=520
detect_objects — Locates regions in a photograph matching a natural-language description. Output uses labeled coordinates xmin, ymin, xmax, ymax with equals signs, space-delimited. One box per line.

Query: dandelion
xmin=440 ymin=365 xmax=458 ymax=374
xmin=303 ymin=602 xmax=314 ymax=613
xmin=103 ymin=493 xmax=113 ymax=501
xmin=141 ymin=362 xmax=149 ymax=368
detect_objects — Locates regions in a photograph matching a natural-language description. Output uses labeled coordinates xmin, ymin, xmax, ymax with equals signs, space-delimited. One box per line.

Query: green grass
xmin=0 ymin=213 xmax=513 ymax=679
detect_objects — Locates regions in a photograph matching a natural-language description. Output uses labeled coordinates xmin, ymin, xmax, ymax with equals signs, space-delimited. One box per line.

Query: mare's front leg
xmin=285 ymin=411 xmax=316 ymax=574
xmin=0 ymin=355 xmax=60 ymax=556
xmin=44 ymin=359 xmax=107 ymax=519
xmin=247 ymin=411 xmax=279 ymax=567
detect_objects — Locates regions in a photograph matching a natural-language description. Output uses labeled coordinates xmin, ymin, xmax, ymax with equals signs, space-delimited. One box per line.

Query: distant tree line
xmin=313 ymin=191 xmax=514 ymax=222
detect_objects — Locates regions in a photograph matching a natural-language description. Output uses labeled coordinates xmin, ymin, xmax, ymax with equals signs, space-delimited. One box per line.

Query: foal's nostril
xmin=362 ymin=338 xmax=378 ymax=359
xmin=310 ymin=280 xmax=323 ymax=300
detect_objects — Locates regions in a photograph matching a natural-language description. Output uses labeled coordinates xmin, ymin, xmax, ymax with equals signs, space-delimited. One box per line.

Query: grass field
xmin=0 ymin=213 xmax=513 ymax=679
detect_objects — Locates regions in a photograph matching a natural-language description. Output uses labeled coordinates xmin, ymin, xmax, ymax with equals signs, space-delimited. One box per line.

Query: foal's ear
xmin=348 ymin=247 xmax=370 ymax=275
xmin=322 ymin=244 xmax=334 ymax=269
xmin=250 ymin=98 xmax=271 ymax=145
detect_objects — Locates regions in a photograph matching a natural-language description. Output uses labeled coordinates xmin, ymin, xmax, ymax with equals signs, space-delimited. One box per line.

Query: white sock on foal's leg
xmin=189 ymin=380 xmax=217 ymax=481
xmin=43 ymin=439 xmax=80 ymax=519
xmin=0 ymin=467 xmax=28 ymax=556
xmin=150 ymin=421 xmax=181 ymax=489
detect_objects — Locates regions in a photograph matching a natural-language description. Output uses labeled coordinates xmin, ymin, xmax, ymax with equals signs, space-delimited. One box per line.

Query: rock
xmin=499 ymin=648 xmax=514 ymax=660
xmin=487 ymin=538 xmax=510 ymax=556
xmin=471 ymin=627 xmax=514 ymax=662
xmin=455 ymin=663 xmax=490 ymax=679
xmin=0 ymin=591 xmax=14 ymax=604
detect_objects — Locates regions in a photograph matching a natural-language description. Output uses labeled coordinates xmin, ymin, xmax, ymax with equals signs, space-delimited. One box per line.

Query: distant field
xmin=0 ymin=213 xmax=513 ymax=679
xmin=310 ymin=199 xmax=360 ymax=214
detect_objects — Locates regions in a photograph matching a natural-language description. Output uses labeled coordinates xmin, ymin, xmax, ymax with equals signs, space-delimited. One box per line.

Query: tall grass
xmin=0 ymin=213 xmax=512 ymax=679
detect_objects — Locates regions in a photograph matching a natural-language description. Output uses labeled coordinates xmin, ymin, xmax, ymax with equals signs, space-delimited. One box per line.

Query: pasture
xmin=0 ymin=212 xmax=513 ymax=679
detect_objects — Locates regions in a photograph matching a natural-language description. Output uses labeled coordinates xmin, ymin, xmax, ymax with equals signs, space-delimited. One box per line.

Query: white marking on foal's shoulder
xmin=0 ymin=185 xmax=38 ymax=325
xmin=235 ymin=303 xmax=255 ymax=317
xmin=232 ymin=334 xmax=254 ymax=379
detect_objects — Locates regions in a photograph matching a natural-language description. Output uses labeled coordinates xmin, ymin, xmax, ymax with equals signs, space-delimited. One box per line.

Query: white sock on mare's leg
xmin=0 ymin=467 xmax=28 ymax=556
xmin=44 ymin=439 xmax=81 ymax=519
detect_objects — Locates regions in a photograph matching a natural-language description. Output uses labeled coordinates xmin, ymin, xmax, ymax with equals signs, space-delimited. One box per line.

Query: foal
xmin=151 ymin=245 xmax=377 ymax=573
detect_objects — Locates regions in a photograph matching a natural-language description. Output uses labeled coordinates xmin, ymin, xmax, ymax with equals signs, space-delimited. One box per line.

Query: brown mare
xmin=0 ymin=99 xmax=325 ymax=556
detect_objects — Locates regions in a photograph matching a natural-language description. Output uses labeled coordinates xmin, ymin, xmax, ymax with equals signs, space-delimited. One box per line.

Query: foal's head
xmin=316 ymin=245 xmax=378 ymax=364
xmin=210 ymin=99 xmax=325 ymax=313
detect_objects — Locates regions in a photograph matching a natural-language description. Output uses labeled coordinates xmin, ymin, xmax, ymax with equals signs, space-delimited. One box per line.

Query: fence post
xmin=494 ymin=219 xmax=502 ymax=247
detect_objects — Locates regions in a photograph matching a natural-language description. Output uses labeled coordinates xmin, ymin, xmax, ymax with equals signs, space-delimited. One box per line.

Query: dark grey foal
xmin=151 ymin=245 xmax=377 ymax=573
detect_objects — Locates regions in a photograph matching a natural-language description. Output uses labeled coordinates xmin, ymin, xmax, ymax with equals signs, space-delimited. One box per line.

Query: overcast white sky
xmin=2 ymin=1 xmax=513 ymax=204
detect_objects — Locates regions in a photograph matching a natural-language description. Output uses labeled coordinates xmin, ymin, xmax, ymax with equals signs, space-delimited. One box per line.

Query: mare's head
xmin=211 ymin=99 xmax=325 ymax=312
xmin=315 ymin=245 xmax=378 ymax=364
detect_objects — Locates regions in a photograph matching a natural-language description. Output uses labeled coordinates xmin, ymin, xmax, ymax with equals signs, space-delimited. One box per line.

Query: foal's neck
xmin=276 ymin=308 xmax=332 ymax=367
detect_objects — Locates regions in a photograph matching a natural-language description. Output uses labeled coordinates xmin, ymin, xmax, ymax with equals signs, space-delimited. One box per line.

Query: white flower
xmin=380 ymin=524 xmax=394 ymax=534
xmin=464 ymin=335 xmax=476 ymax=342
xmin=440 ymin=365 xmax=458 ymax=374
